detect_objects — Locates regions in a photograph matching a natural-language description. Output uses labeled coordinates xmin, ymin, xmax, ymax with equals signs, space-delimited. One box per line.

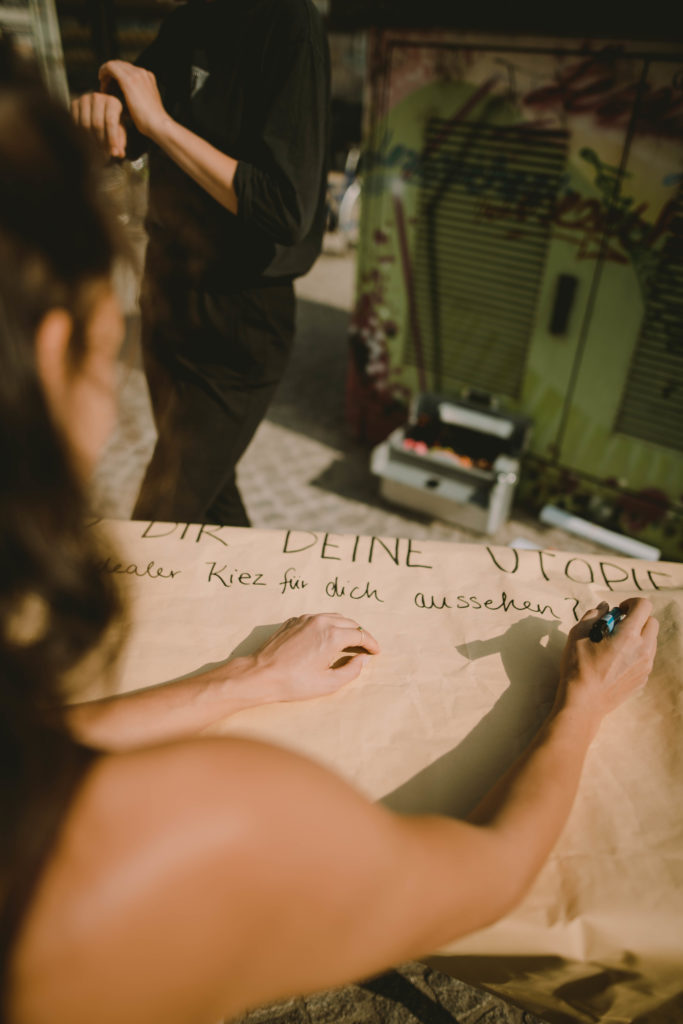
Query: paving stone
xmin=227 ymin=963 xmax=547 ymax=1024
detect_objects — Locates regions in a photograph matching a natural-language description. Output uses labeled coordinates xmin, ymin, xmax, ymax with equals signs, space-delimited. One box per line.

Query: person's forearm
xmin=66 ymin=613 xmax=378 ymax=753
xmin=149 ymin=114 xmax=239 ymax=214
xmin=66 ymin=655 xmax=272 ymax=751
xmin=469 ymin=702 xmax=600 ymax=902
xmin=390 ymin=703 xmax=603 ymax=954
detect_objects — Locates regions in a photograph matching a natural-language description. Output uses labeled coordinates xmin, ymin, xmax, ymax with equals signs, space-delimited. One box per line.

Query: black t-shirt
xmin=136 ymin=0 xmax=330 ymax=291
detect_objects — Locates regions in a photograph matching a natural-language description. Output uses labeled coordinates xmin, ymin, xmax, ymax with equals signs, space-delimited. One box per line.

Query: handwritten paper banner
xmin=92 ymin=520 xmax=683 ymax=1024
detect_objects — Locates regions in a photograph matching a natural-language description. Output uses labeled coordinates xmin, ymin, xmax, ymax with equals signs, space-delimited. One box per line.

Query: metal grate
xmin=405 ymin=119 xmax=568 ymax=397
xmin=615 ymin=189 xmax=683 ymax=453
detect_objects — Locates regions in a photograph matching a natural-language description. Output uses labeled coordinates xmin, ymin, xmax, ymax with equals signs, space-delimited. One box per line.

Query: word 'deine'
xmin=283 ymin=530 xmax=431 ymax=568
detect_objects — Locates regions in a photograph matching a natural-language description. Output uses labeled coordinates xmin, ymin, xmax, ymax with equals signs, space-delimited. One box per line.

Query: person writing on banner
xmin=1 ymin=43 xmax=660 ymax=1024
xmin=71 ymin=0 xmax=330 ymax=527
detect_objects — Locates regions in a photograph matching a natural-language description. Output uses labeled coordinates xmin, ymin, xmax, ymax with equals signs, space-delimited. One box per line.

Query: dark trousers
xmin=132 ymin=264 xmax=296 ymax=527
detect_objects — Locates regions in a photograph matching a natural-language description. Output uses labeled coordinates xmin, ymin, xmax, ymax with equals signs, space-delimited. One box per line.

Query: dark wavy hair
xmin=0 ymin=35 xmax=124 ymax=1011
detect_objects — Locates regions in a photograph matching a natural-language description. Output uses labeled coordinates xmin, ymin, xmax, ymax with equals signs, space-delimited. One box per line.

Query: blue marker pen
xmin=589 ymin=607 xmax=627 ymax=643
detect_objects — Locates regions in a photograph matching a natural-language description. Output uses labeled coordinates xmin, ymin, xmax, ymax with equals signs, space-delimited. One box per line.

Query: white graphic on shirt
xmin=190 ymin=65 xmax=210 ymax=97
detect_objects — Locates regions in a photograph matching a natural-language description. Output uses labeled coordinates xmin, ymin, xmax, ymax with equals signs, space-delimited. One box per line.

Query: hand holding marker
xmin=590 ymin=606 xmax=628 ymax=643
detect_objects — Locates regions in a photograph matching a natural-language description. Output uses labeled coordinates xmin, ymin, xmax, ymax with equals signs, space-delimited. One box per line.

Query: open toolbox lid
xmin=394 ymin=392 xmax=533 ymax=472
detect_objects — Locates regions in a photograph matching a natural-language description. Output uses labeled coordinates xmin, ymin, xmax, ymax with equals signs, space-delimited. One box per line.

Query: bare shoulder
xmin=10 ymin=737 xmax=400 ymax=1024
xmin=10 ymin=737 xmax=341 ymax=1024
xmin=12 ymin=736 xmax=498 ymax=1024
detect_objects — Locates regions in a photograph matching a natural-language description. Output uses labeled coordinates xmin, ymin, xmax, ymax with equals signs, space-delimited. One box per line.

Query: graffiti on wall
xmin=522 ymin=49 xmax=683 ymax=138
xmin=364 ymin=127 xmax=679 ymax=270
xmin=351 ymin=37 xmax=683 ymax=555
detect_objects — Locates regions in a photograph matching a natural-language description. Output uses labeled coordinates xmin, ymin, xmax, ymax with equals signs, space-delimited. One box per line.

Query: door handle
xmin=549 ymin=274 xmax=578 ymax=336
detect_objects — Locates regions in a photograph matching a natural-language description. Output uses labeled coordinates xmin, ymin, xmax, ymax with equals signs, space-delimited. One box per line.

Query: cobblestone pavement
xmin=229 ymin=962 xmax=548 ymax=1024
xmin=92 ymin=250 xmax=612 ymax=560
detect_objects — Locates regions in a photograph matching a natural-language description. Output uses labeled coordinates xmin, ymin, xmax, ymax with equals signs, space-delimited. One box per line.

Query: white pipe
xmin=539 ymin=505 xmax=661 ymax=560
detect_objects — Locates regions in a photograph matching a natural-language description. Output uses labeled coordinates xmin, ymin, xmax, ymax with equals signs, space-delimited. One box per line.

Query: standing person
xmin=72 ymin=0 xmax=330 ymax=526
xmin=1 ymin=41 xmax=661 ymax=1024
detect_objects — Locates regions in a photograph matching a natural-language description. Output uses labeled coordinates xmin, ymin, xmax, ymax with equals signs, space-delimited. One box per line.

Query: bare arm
xmin=73 ymin=48 xmax=326 ymax=245
xmin=30 ymin=600 xmax=658 ymax=1024
xmin=149 ymin=113 xmax=240 ymax=213
xmin=221 ymin=601 xmax=658 ymax=1011
xmin=102 ymin=60 xmax=242 ymax=214
xmin=66 ymin=613 xmax=379 ymax=751
xmin=219 ymin=599 xmax=656 ymax=1005
xmin=465 ymin=598 xmax=658 ymax=897
xmin=71 ymin=62 xmax=240 ymax=214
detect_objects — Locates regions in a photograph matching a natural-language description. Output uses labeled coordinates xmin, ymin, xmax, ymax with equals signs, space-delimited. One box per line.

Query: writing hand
xmin=98 ymin=60 xmax=168 ymax=143
xmin=71 ymin=90 xmax=127 ymax=159
xmin=250 ymin=613 xmax=380 ymax=703
xmin=557 ymin=597 xmax=658 ymax=722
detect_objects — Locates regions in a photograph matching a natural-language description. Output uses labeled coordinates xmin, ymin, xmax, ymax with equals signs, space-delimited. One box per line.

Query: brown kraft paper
xmin=86 ymin=520 xmax=683 ymax=1024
